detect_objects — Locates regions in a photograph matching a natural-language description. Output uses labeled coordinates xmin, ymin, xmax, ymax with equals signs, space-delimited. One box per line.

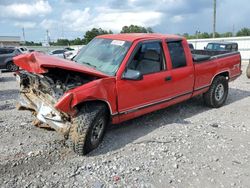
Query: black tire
xmin=247 ymin=63 xmax=250 ymax=79
xmin=69 ymin=103 xmax=108 ymax=155
xmin=203 ymin=76 xmax=228 ymax=108
xmin=6 ymin=61 xmax=19 ymax=72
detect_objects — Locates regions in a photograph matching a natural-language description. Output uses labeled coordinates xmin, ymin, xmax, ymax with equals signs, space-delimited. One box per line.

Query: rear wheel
xmin=69 ymin=103 xmax=108 ymax=155
xmin=6 ymin=61 xmax=19 ymax=72
xmin=203 ymin=76 xmax=228 ymax=108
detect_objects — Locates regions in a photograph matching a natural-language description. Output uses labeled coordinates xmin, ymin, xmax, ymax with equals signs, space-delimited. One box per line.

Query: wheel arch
xmin=4 ymin=56 xmax=14 ymax=63
xmin=5 ymin=59 xmax=13 ymax=67
xmin=211 ymin=71 xmax=229 ymax=84
xmin=75 ymin=99 xmax=112 ymax=122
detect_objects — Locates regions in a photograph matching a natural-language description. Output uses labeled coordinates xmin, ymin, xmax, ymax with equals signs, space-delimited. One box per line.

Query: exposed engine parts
xmin=18 ymin=68 xmax=96 ymax=102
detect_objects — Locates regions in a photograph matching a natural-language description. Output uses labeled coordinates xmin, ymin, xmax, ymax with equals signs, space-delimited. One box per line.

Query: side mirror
xmin=122 ymin=69 xmax=143 ymax=81
xmin=204 ymin=47 xmax=206 ymax=50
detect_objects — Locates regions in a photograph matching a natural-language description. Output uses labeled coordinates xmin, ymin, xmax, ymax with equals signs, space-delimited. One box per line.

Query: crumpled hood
xmin=13 ymin=52 xmax=108 ymax=78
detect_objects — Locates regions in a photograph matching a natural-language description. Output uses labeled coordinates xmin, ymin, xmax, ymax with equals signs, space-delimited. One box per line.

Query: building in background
xmin=0 ymin=36 xmax=21 ymax=47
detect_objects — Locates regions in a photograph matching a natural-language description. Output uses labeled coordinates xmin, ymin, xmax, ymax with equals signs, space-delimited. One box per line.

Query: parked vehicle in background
xmin=64 ymin=47 xmax=75 ymax=51
xmin=205 ymin=42 xmax=238 ymax=52
xmin=188 ymin=43 xmax=194 ymax=50
xmin=48 ymin=49 xmax=66 ymax=59
xmin=0 ymin=47 xmax=26 ymax=71
xmin=247 ymin=61 xmax=250 ymax=78
xmin=19 ymin=47 xmax=29 ymax=54
xmin=64 ymin=48 xmax=81 ymax=60
xmin=14 ymin=34 xmax=241 ymax=155
xmin=49 ymin=48 xmax=76 ymax=59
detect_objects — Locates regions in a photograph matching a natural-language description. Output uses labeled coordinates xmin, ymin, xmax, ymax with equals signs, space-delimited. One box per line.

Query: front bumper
xmin=18 ymin=93 xmax=71 ymax=135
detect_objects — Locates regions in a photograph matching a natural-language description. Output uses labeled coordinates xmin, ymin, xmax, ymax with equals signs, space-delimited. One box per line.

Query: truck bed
xmin=192 ymin=50 xmax=240 ymax=63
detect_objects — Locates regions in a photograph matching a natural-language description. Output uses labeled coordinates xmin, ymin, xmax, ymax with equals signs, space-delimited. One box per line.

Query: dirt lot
xmin=0 ymin=63 xmax=250 ymax=188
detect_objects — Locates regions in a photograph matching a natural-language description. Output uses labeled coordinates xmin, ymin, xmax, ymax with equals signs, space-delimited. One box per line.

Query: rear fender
xmin=211 ymin=71 xmax=229 ymax=83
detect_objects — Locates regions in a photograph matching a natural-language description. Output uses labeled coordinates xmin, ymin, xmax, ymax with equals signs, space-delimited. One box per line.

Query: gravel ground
xmin=0 ymin=63 xmax=250 ymax=188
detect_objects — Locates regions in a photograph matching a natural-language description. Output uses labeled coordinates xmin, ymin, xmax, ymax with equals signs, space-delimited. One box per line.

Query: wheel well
xmin=6 ymin=61 xmax=13 ymax=65
xmin=213 ymin=71 xmax=229 ymax=82
xmin=75 ymin=100 xmax=111 ymax=122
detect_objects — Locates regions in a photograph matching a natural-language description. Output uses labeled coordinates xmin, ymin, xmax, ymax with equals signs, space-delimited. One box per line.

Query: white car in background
xmin=19 ymin=47 xmax=29 ymax=54
xmin=48 ymin=49 xmax=66 ymax=59
xmin=64 ymin=49 xmax=80 ymax=60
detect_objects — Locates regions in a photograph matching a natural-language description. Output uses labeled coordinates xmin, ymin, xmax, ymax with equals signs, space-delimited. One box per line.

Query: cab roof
xmin=208 ymin=42 xmax=238 ymax=45
xmin=97 ymin=33 xmax=183 ymax=42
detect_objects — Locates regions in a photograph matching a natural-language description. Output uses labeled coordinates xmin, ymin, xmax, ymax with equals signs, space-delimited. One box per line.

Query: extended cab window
xmin=225 ymin=45 xmax=232 ymax=51
xmin=167 ymin=41 xmax=187 ymax=69
xmin=232 ymin=44 xmax=237 ymax=51
xmin=128 ymin=42 xmax=165 ymax=75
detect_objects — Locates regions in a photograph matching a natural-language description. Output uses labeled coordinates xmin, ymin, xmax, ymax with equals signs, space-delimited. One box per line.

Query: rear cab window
xmin=232 ymin=44 xmax=238 ymax=51
xmin=225 ymin=45 xmax=232 ymax=51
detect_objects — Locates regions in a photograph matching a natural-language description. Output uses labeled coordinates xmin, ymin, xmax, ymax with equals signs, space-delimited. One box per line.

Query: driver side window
xmin=127 ymin=41 xmax=166 ymax=75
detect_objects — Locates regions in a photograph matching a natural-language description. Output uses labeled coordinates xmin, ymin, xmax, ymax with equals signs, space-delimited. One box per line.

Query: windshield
xmin=74 ymin=38 xmax=131 ymax=75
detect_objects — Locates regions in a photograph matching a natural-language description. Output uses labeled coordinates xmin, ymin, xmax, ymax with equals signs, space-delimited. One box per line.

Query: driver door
xmin=116 ymin=40 xmax=173 ymax=121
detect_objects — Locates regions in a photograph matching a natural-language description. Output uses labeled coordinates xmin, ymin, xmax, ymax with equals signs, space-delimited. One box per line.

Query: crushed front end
xmin=15 ymin=68 xmax=96 ymax=136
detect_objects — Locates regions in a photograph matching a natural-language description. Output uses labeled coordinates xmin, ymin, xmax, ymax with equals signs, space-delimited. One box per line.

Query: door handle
xmin=165 ymin=76 xmax=172 ymax=81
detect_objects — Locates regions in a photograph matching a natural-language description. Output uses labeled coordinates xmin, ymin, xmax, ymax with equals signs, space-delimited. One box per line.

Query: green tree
xmin=71 ymin=37 xmax=84 ymax=45
xmin=200 ymin=32 xmax=210 ymax=38
xmin=146 ymin=27 xmax=154 ymax=33
xmin=209 ymin=32 xmax=220 ymax=38
xmin=83 ymin=28 xmax=112 ymax=44
xmin=220 ymin=32 xmax=233 ymax=38
xmin=54 ymin=39 xmax=70 ymax=46
xmin=182 ymin=33 xmax=189 ymax=38
xmin=236 ymin=27 xmax=250 ymax=36
xmin=120 ymin=25 xmax=153 ymax=33
xmin=23 ymin=41 xmax=42 ymax=46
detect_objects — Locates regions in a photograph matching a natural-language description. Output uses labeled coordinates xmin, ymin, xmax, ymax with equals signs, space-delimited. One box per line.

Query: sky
xmin=0 ymin=0 xmax=249 ymax=42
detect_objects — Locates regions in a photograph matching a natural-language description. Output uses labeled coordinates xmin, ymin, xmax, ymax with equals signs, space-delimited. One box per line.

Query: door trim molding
xmin=118 ymin=90 xmax=193 ymax=115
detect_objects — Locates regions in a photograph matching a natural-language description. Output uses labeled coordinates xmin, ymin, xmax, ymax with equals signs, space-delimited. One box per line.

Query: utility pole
xmin=232 ymin=24 xmax=235 ymax=37
xmin=46 ymin=30 xmax=50 ymax=44
xmin=22 ymin=27 xmax=26 ymax=44
xmin=213 ymin=0 xmax=216 ymax=38
xmin=62 ymin=24 xmax=65 ymax=39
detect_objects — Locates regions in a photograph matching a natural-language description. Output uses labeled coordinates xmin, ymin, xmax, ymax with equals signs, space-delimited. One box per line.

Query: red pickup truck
xmin=14 ymin=34 xmax=241 ymax=155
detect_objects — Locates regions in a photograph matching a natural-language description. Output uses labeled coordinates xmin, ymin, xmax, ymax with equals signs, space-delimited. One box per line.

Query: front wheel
xmin=69 ymin=103 xmax=108 ymax=155
xmin=203 ymin=76 xmax=228 ymax=108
